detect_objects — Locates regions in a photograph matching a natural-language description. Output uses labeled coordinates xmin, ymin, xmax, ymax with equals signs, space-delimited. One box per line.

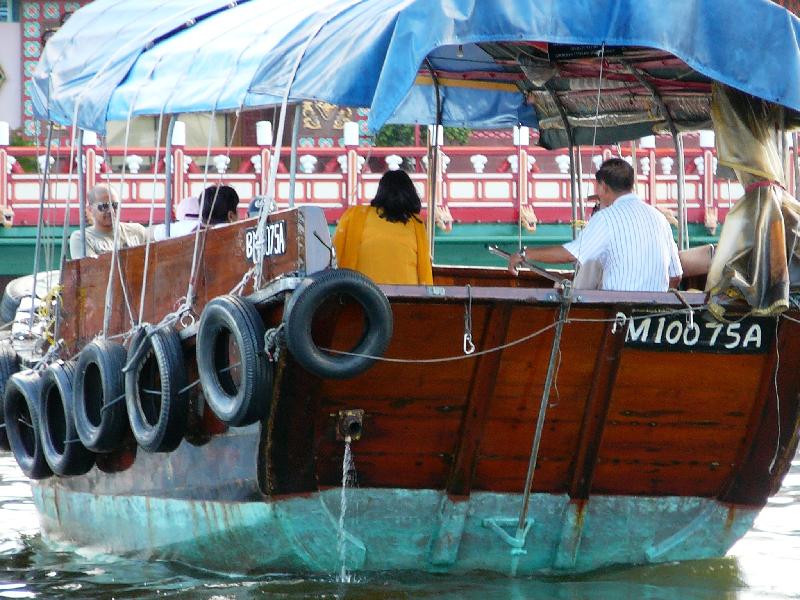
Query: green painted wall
xmin=0 ymin=224 xmax=718 ymax=277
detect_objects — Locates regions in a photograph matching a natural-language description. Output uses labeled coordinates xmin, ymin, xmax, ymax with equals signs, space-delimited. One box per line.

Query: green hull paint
xmin=0 ymin=224 xmax=718 ymax=276
xmin=32 ymin=485 xmax=755 ymax=576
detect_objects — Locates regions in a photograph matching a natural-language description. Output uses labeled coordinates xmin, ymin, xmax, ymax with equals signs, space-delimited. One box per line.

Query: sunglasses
xmin=94 ymin=201 xmax=119 ymax=213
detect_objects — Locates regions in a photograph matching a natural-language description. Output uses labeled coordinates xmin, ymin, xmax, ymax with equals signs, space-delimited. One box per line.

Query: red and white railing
xmin=1 ymin=122 xmax=788 ymax=232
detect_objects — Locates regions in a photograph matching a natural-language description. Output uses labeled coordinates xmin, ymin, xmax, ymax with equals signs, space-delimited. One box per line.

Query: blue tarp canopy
xmin=32 ymin=0 xmax=800 ymax=148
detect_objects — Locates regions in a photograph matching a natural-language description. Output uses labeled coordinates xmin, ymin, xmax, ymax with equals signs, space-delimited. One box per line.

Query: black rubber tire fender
xmin=0 ymin=343 xmax=20 ymax=451
xmin=283 ymin=268 xmax=393 ymax=379
xmin=39 ymin=361 xmax=95 ymax=476
xmin=196 ymin=295 xmax=272 ymax=427
xmin=74 ymin=340 xmax=129 ymax=452
xmin=4 ymin=370 xmax=51 ymax=479
xmin=125 ymin=326 xmax=189 ymax=452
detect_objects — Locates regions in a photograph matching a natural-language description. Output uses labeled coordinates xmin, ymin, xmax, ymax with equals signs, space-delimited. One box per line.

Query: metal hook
xmin=463 ymin=333 xmax=476 ymax=355
xmin=463 ymin=284 xmax=475 ymax=355
xmin=612 ymin=312 xmax=627 ymax=334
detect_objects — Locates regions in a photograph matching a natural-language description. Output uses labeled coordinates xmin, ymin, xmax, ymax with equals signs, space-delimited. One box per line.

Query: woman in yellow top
xmin=333 ymin=170 xmax=433 ymax=285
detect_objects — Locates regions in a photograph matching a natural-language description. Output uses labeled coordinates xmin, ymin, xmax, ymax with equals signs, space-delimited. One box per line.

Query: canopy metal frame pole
xmin=794 ymin=132 xmax=800 ymax=200
xmin=29 ymin=121 xmax=54 ymax=329
xmin=624 ymin=62 xmax=689 ymax=249
xmin=288 ymin=103 xmax=302 ymax=207
xmin=425 ymin=58 xmax=443 ymax=260
xmin=546 ymin=84 xmax=579 ymax=239
xmin=76 ymin=129 xmax=87 ymax=258
xmin=164 ymin=116 xmax=177 ymax=237
xmin=575 ymin=144 xmax=585 ymax=222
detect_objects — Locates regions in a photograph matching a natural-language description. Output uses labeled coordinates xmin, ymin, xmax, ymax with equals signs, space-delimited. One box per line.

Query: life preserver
xmin=4 ymin=370 xmax=51 ymax=479
xmin=39 ymin=361 xmax=95 ymax=476
xmin=124 ymin=326 xmax=188 ymax=452
xmin=196 ymin=295 xmax=272 ymax=426
xmin=283 ymin=268 xmax=393 ymax=379
xmin=0 ymin=343 xmax=20 ymax=451
xmin=74 ymin=340 xmax=129 ymax=452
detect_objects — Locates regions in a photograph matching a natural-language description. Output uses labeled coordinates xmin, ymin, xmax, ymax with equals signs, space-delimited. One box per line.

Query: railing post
xmin=640 ymin=135 xmax=657 ymax=205
xmin=0 ymin=121 xmax=12 ymax=226
xmin=699 ymin=130 xmax=717 ymax=235
xmin=83 ymin=130 xmax=98 ymax=192
xmin=170 ymin=120 xmax=186 ymax=207
xmin=514 ymin=125 xmax=536 ymax=231
xmin=343 ymin=121 xmax=360 ymax=207
xmin=256 ymin=120 xmax=273 ymax=198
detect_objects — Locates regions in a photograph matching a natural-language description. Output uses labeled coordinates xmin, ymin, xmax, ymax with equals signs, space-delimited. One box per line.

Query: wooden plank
xmin=567 ymin=317 xmax=625 ymax=499
xmin=59 ymin=211 xmax=303 ymax=352
xmin=446 ymin=304 xmax=512 ymax=496
xmin=722 ymin=317 xmax=800 ymax=505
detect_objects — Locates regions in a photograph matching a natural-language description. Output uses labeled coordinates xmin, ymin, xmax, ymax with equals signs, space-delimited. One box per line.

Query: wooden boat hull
xmin=16 ymin=210 xmax=800 ymax=575
xmin=31 ymin=443 xmax=760 ymax=575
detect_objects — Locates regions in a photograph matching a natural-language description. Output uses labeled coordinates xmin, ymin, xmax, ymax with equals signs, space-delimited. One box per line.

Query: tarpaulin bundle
xmin=706 ymin=84 xmax=800 ymax=318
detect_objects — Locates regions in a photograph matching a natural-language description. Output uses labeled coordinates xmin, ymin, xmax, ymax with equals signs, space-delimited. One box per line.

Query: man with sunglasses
xmin=69 ymin=185 xmax=148 ymax=259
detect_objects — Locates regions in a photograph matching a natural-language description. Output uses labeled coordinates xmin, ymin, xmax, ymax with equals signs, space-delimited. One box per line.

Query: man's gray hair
xmin=87 ymin=184 xmax=119 ymax=206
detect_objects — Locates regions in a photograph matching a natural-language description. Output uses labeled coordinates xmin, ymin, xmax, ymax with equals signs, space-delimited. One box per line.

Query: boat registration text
xmin=616 ymin=312 xmax=773 ymax=353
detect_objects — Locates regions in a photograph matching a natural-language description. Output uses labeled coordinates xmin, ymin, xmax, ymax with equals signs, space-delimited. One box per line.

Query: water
xmin=337 ymin=440 xmax=354 ymax=584
xmin=1 ymin=451 xmax=798 ymax=599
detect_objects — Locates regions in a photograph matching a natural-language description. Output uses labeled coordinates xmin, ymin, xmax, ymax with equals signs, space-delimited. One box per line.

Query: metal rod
xmin=28 ymin=121 xmax=54 ymax=329
xmin=425 ymin=57 xmax=443 ymax=260
xmin=623 ymin=61 xmax=688 ymax=249
xmin=288 ymin=103 xmax=302 ymax=207
xmin=76 ymin=129 xmax=86 ymax=258
xmin=164 ymin=117 xmax=176 ymax=237
xmin=516 ymin=282 xmax=572 ymax=536
xmin=674 ymin=132 xmax=688 ymax=250
xmin=794 ymin=133 xmax=800 ymax=200
xmin=575 ymin=144 xmax=585 ymax=222
xmin=545 ymin=84 xmax=578 ymax=239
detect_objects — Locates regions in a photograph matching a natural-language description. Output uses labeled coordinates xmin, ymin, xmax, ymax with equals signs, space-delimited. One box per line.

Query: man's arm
xmin=507 ymin=245 xmax=576 ymax=275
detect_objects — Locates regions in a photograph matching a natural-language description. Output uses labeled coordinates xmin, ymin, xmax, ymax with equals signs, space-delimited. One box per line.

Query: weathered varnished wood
xmin=446 ymin=304 xmax=512 ymax=497
xmin=59 ymin=210 xmax=303 ymax=353
xmin=567 ymin=308 xmax=625 ymax=499
xmin=721 ymin=317 xmax=800 ymax=505
xmin=46 ymin=221 xmax=800 ymax=509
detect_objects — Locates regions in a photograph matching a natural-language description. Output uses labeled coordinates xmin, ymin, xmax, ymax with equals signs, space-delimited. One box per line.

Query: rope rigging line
xmin=318 ymin=303 xmax=710 ymax=366
xmin=254 ymin=0 xmax=368 ymax=289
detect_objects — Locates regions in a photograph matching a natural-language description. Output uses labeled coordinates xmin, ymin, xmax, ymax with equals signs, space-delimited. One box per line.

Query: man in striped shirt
xmin=507 ymin=158 xmax=682 ymax=292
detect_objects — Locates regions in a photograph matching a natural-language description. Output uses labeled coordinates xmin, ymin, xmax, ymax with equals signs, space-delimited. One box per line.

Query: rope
xmin=254 ymin=0 xmax=367 ymax=289
xmin=99 ymin=393 xmax=126 ymax=414
xmin=318 ymin=304 xmax=710 ymax=366
xmin=571 ymin=43 xmax=606 ymax=287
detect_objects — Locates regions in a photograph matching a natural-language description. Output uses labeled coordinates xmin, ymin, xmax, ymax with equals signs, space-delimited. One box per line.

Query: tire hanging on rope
xmin=0 ymin=343 xmax=20 ymax=451
xmin=196 ymin=295 xmax=272 ymax=427
xmin=74 ymin=340 xmax=129 ymax=453
xmin=283 ymin=269 xmax=393 ymax=379
xmin=124 ymin=326 xmax=189 ymax=452
xmin=39 ymin=360 xmax=95 ymax=476
xmin=4 ymin=370 xmax=51 ymax=479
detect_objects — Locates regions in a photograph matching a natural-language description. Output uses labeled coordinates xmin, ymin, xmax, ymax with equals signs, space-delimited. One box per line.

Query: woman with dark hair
xmin=333 ymin=170 xmax=433 ymax=284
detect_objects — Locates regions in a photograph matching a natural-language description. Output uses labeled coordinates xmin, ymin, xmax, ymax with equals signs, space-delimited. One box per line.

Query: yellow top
xmin=333 ymin=206 xmax=433 ymax=285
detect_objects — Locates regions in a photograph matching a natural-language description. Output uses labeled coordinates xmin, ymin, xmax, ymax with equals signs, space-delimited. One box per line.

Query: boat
xmin=1 ymin=0 xmax=800 ymax=576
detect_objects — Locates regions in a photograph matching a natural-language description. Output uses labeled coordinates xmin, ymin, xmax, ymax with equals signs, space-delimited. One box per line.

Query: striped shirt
xmin=563 ymin=193 xmax=682 ymax=292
